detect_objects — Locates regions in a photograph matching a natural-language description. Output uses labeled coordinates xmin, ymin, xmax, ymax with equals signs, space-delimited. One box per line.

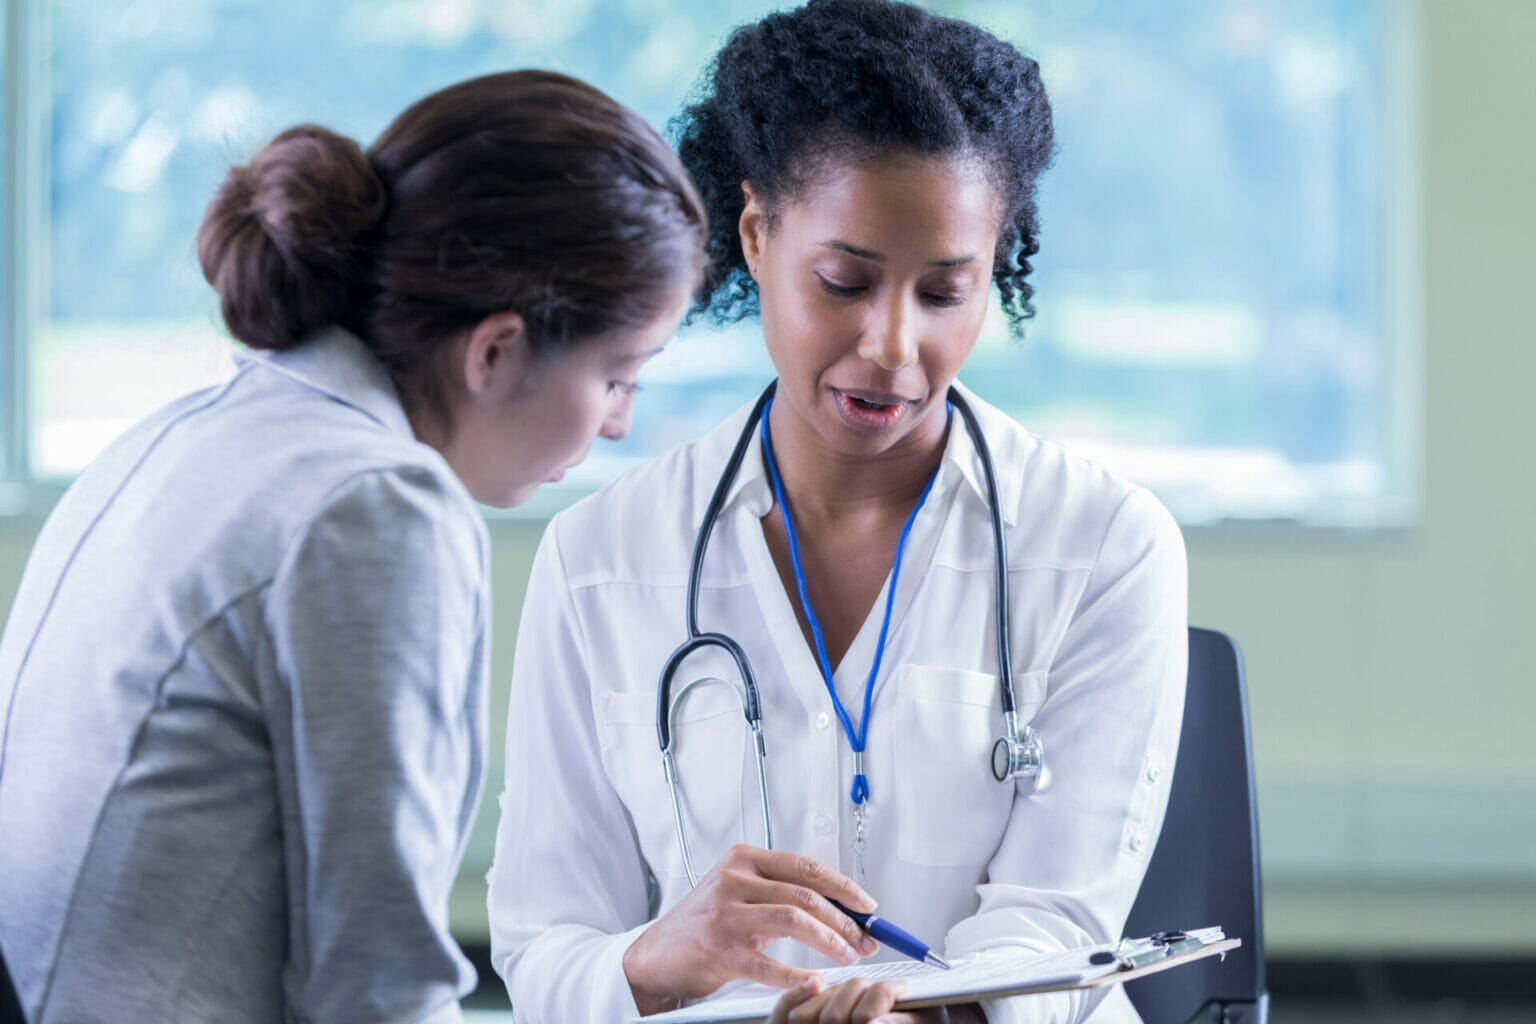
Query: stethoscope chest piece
xmin=991 ymin=718 xmax=1044 ymax=783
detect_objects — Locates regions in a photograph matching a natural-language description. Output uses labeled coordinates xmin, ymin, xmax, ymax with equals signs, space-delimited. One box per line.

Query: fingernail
xmin=838 ymin=943 xmax=859 ymax=965
xmin=861 ymin=935 xmax=878 ymax=955
xmin=857 ymin=888 xmax=877 ymax=911
xmin=802 ymin=975 xmax=822 ymax=992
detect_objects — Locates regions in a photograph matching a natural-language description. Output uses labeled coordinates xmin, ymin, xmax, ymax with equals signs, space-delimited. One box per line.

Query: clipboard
xmin=639 ymin=928 xmax=1241 ymax=1023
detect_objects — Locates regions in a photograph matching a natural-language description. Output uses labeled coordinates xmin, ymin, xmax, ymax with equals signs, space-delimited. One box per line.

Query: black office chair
xmin=1 ymin=941 xmax=24 ymax=1024
xmin=1123 ymin=627 xmax=1269 ymax=1024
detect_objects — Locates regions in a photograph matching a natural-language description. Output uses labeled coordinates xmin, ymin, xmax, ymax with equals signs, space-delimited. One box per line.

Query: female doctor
xmin=488 ymin=3 xmax=1187 ymax=1022
xmin=0 ymin=71 xmax=704 ymax=1023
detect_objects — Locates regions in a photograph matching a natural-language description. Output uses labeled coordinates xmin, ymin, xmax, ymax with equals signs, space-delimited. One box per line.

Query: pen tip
xmin=926 ymin=951 xmax=952 ymax=970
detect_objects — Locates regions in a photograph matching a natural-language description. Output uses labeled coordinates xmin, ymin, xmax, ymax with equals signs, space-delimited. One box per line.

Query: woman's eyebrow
xmin=613 ymin=345 xmax=666 ymax=367
xmin=818 ymin=240 xmax=976 ymax=267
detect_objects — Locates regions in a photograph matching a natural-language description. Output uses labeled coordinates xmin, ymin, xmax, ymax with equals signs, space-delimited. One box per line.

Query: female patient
xmin=0 ymin=71 xmax=704 ymax=1023
xmin=489 ymin=3 xmax=1186 ymax=1022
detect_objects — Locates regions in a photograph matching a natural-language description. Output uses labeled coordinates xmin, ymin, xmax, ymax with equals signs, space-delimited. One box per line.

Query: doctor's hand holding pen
xmin=621 ymin=844 xmax=880 ymax=1015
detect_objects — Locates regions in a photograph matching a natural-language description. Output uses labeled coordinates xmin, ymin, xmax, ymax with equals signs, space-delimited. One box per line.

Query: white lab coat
xmin=488 ymin=384 xmax=1186 ymax=1024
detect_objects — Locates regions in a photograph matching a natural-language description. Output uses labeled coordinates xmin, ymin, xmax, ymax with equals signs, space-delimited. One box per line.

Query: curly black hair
xmin=672 ymin=0 xmax=1055 ymax=335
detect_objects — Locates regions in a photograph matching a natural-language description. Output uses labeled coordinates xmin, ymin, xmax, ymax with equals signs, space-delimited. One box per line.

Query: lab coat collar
xmin=942 ymin=378 xmax=1023 ymax=529
xmin=695 ymin=378 xmax=1022 ymax=529
xmin=693 ymin=396 xmax=775 ymax=523
xmin=238 ymin=326 xmax=416 ymax=442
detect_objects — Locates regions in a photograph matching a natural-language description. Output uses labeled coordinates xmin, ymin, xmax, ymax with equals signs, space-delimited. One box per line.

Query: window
xmin=2 ymin=4 xmax=12 ymax=485
xmin=4 ymin=0 xmax=1399 ymax=527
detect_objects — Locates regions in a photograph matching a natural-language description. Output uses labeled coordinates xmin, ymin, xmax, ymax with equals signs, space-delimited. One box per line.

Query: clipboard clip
xmin=1091 ymin=928 xmax=1218 ymax=970
xmin=1089 ymin=939 xmax=1142 ymax=969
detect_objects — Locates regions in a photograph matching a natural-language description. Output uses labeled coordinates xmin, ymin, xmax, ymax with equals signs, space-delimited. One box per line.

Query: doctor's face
xmin=740 ymin=150 xmax=1003 ymax=459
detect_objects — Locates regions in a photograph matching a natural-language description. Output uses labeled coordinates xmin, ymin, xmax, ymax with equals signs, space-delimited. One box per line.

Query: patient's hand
xmin=768 ymin=977 xmax=985 ymax=1024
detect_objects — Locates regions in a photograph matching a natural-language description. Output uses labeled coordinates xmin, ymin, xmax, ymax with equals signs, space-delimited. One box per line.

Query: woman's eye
xmin=816 ymin=276 xmax=866 ymax=298
xmin=607 ymin=380 xmax=640 ymax=397
xmin=925 ymin=293 xmax=966 ymax=307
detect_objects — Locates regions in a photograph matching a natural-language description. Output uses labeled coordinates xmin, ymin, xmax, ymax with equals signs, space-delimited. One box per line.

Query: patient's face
xmin=447 ymin=286 xmax=688 ymax=508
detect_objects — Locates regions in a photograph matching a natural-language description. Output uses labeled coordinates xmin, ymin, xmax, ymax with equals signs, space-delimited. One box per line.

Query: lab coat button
xmin=814 ymin=712 xmax=830 ymax=730
xmin=1129 ymin=831 xmax=1146 ymax=853
xmin=1146 ymin=761 xmax=1164 ymax=782
xmin=814 ymin=813 xmax=834 ymax=835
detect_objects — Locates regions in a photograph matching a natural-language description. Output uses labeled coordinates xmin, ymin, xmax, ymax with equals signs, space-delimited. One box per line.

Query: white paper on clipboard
xmin=639 ymin=927 xmax=1238 ymax=1023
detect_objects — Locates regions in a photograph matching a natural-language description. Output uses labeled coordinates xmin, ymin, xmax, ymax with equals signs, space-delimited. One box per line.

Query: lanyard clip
xmin=850 ymin=750 xmax=870 ymax=805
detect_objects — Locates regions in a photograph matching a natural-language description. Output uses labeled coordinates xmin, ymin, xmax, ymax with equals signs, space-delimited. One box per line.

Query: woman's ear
xmin=460 ymin=311 xmax=530 ymax=401
xmin=739 ymin=180 xmax=766 ymax=278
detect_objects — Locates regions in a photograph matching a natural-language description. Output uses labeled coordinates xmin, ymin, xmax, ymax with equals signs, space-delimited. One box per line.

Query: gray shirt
xmin=0 ymin=329 xmax=489 ymax=1023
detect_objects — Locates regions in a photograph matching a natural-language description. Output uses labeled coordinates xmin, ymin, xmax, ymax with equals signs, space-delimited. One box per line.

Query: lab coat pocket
xmin=892 ymin=665 xmax=1047 ymax=867
xmin=598 ymin=684 xmax=751 ymax=880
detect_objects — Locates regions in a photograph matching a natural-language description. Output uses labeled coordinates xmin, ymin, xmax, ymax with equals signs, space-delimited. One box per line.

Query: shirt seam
xmin=549 ymin=521 xmax=599 ymax=706
xmin=557 ymin=548 xmax=1098 ymax=594
xmin=34 ymin=579 xmax=275 ymax=1018
xmin=1081 ymin=486 xmax=1175 ymax=868
xmin=564 ymin=572 xmax=754 ymax=592
xmin=170 ymin=779 xmax=284 ymax=1019
xmin=1085 ymin=488 xmax=1145 ymax=588
xmin=0 ymin=366 xmax=250 ymax=790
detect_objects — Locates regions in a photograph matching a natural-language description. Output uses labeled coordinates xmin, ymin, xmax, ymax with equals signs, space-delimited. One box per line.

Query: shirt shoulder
xmin=961 ymin=388 xmax=1182 ymax=567
xmin=547 ymin=406 xmax=751 ymax=585
xmin=37 ymin=360 xmax=486 ymax=622
xmin=226 ymin=357 xmax=485 ymax=554
xmin=285 ymin=460 xmax=489 ymax=586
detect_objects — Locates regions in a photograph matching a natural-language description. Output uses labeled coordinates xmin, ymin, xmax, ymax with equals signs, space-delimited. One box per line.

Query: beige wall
xmin=4 ymin=0 xmax=1534 ymax=958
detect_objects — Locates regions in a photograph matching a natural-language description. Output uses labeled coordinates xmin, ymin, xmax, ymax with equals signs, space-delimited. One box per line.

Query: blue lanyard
xmin=758 ymin=397 xmax=947 ymax=806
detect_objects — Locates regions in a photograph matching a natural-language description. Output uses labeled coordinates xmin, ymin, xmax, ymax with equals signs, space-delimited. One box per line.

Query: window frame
xmin=2 ymin=0 xmax=49 ymax=516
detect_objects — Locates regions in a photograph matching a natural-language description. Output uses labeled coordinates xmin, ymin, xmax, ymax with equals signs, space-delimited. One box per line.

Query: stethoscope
xmin=656 ymin=380 xmax=1043 ymax=886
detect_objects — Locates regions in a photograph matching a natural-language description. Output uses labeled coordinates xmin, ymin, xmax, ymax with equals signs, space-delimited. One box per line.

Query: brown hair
xmin=198 ymin=70 xmax=707 ymax=414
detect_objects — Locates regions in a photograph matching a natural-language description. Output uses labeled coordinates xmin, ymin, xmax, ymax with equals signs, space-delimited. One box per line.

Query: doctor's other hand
xmin=770 ymin=977 xmax=986 ymax=1024
xmin=622 ymin=844 xmax=880 ymax=1015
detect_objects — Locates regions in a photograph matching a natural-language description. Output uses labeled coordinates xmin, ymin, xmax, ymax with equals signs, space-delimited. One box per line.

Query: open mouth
xmin=832 ymin=388 xmax=909 ymax=431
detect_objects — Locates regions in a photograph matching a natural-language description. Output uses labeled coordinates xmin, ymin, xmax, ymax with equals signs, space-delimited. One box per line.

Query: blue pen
xmin=830 ymin=900 xmax=951 ymax=969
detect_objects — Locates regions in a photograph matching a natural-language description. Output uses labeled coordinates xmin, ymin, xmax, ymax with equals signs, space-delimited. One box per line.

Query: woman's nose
xmin=857 ymin=296 xmax=919 ymax=371
xmin=599 ymin=392 xmax=635 ymax=441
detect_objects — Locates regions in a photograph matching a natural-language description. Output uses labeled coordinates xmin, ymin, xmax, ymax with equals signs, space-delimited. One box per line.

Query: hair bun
xmin=198 ymin=125 xmax=387 ymax=351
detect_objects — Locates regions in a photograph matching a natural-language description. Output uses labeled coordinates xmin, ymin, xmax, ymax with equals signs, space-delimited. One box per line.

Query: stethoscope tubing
xmin=656 ymin=382 xmax=777 ymax=754
xmin=656 ymin=382 xmax=778 ymax=886
xmin=684 ymin=384 xmax=778 ymax=642
xmin=947 ymin=388 xmax=1017 ymax=716
xmin=656 ymin=380 xmax=1039 ymax=886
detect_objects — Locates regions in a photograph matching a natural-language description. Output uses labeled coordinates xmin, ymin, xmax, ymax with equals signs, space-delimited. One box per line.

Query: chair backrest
xmin=1123 ymin=627 xmax=1268 ymax=1024
xmin=1 ymin=941 xmax=24 ymax=1024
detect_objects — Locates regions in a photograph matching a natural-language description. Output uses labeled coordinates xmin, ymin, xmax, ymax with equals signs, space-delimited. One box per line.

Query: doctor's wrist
xmin=622 ymin=934 xmax=683 ymax=1016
